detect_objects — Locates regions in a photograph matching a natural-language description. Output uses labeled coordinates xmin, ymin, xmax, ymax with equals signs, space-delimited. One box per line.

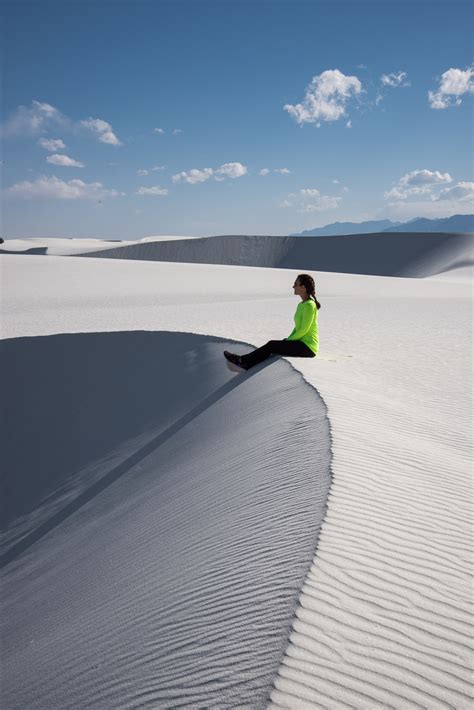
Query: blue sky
xmin=2 ymin=0 xmax=473 ymax=239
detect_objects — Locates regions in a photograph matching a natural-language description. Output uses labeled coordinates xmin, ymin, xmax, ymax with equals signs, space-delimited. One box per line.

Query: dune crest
xmin=77 ymin=232 xmax=474 ymax=278
xmin=1 ymin=331 xmax=331 ymax=708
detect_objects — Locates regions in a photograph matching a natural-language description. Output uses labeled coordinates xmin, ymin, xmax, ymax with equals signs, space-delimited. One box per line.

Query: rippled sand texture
xmin=1 ymin=239 xmax=473 ymax=708
xmin=270 ymin=297 xmax=473 ymax=708
xmin=1 ymin=332 xmax=331 ymax=709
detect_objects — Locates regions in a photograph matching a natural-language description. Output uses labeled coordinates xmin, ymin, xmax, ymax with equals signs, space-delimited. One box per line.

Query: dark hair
xmin=297 ymin=273 xmax=321 ymax=309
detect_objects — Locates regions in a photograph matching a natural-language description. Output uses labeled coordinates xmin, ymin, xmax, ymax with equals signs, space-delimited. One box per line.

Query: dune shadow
xmin=0 ymin=247 xmax=47 ymax=255
xmin=1 ymin=331 xmax=271 ymax=563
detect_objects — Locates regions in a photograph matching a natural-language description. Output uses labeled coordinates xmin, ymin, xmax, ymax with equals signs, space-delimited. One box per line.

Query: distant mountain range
xmin=291 ymin=214 xmax=474 ymax=236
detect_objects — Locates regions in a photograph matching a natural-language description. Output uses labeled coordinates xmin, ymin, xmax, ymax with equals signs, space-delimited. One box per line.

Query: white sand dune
xmin=1 ymin=242 xmax=473 ymax=708
xmin=0 ymin=235 xmax=197 ymax=256
xmin=1 ymin=332 xmax=330 ymax=708
xmin=76 ymin=231 xmax=474 ymax=278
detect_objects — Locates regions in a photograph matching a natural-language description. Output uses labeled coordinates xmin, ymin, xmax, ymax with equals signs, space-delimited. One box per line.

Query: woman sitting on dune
xmin=224 ymin=273 xmax=320 ymax=371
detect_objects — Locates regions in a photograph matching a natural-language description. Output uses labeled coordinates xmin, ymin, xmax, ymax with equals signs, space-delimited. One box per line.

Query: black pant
xmin=240 ymin=339 xmax=315 ymax=369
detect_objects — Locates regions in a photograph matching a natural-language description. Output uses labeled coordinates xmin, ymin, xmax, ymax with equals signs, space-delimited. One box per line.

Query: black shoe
xmin=223 ymin=351 xmax=248 ymax=370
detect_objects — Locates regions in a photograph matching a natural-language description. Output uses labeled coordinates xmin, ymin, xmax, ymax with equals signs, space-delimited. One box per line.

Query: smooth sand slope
xmin=76 ymin=231 xmax=474 ymax=278
xmin=0 ymin=235 xmax=198 ymax=256
xmin=1 ymin=243 xmax=472 ymax=708
xmin=1 ymin=329 xmax=330 ymax=708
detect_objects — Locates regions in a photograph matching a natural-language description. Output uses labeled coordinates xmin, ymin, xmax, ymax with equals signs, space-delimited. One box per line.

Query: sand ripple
xmin=1 ymin=332 xmax=331 ymax=709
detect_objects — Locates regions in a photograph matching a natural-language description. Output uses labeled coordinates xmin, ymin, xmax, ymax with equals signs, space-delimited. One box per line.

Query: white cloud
xmin=436 ymin=181 xmax=474 ymax=201
xmin=136 ymin=186 xmax=169 ymax=196
xmin=3 ymin=102 xmax=122 ymax=148
xmin=428 ymin=66 xmax=474 ymax=109
xmin=384 ymin=193 xmax=474 ymax=220
xmin=38 ymin=137 xmax=66 ymax=151
xmin=385 ymin=169 xmax=453 ymax=199
xmin=137 ymin=169 xmax=149 ymax=176
xmin=151 ymin=165 xmax=165 ymax=171
xmin=283 ymin=187 xmax=341 ymax=212
xmin=259 ymin=168 xmax=270 ymax=176
xmin=172 ymin=128 xmax=182 ymax=135
xmin=301 ymin=196 xmax=341 ymax=212
xmin=5 ymin=175 xmax=122 ymax=200
xmin=172 ymin=168 xmax=214 ymax=184
xmin=214 ymin=162 xmax=248 ymax=180
xmin=284 ymin=69 xmax=362 ymax=125
xmin=403 ymin=169 xmax=452 ymax=186
xmin=381 ymin=71 xmax=409 ymax=87
xmin=80 ymin=118 xmax=122 ymax=145
xmin=346 ymin=120 xmax=352 ymax=128
xmin=1 ymin=101 xmax=70 ymax=137
xmin=46 ymin=154 xmax=84 ymax=167
xmin=154 ymin=128 xmax=165 ymax=134
xmin=172 ymin=162 xmax=248 ymax=184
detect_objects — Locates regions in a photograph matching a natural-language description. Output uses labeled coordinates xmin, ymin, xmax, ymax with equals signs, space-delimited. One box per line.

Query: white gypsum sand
xmin=1 ymin=331 xmax=331 ymax=708
xmin=0 ymin=235 xmax=199 ymax=256
xmin=0 ymin=246 xmax=473 ymax=708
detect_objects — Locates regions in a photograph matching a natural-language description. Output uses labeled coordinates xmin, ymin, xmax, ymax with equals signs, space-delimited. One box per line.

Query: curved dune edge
xmin=76 ymin=232 xmax=474 ymax=278
xmin=1 ymin=331 xmax=331 ymax=709
xmin=0 ymin=235 xmax=198 ymax=256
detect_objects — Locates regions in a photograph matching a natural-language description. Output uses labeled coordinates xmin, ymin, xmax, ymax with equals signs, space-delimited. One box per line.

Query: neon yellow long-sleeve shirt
xmin=286 ymin=299 xmax=319 ymax=354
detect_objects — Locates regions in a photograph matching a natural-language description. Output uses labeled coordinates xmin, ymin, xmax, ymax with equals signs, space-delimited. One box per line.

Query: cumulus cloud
xmin=283 ymin=187 xmax=341 ymax=212
xmin=428 ymin=66 xmax=474 ymax=109
xmin=172 ymin=162 xmax=248 ymax=184
xmin=46 ymin=154 xmax=84 ymax=167
xmin=172 ymin=168 xmax=214 ymax=184
xmin=436 ymin=181 xmax=474 ymax=201
xmin=381 ymin=71 xmax=409 ymax=87
xmin=214 ymin=162 xmax=248 ymax=180
xmin=136 ymin=186 xmax=168 ymax=196
xmin=38 ymin=137 xmax=66 ymax=151
xmin=259 ymin=168 xmax=270 ymax=176
xmin=2 ymin=101 xmax=122 ymax=148
xmin=80 ymin=118 xmax=122 ymax=145
xmin=172 ymin=128 xmax=182 ymax=135
xmin=1 ymin=101 xmax=70 ymax=137
xmin=153 ymin=128 xmax=165 ymax=134
xmin=384 ymin=169 xmax=453 ymax=200
xmin=284 ymin=69 xmax=362 ymax=125
xmin=5 ymin=175 xmax=122 ymax=200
